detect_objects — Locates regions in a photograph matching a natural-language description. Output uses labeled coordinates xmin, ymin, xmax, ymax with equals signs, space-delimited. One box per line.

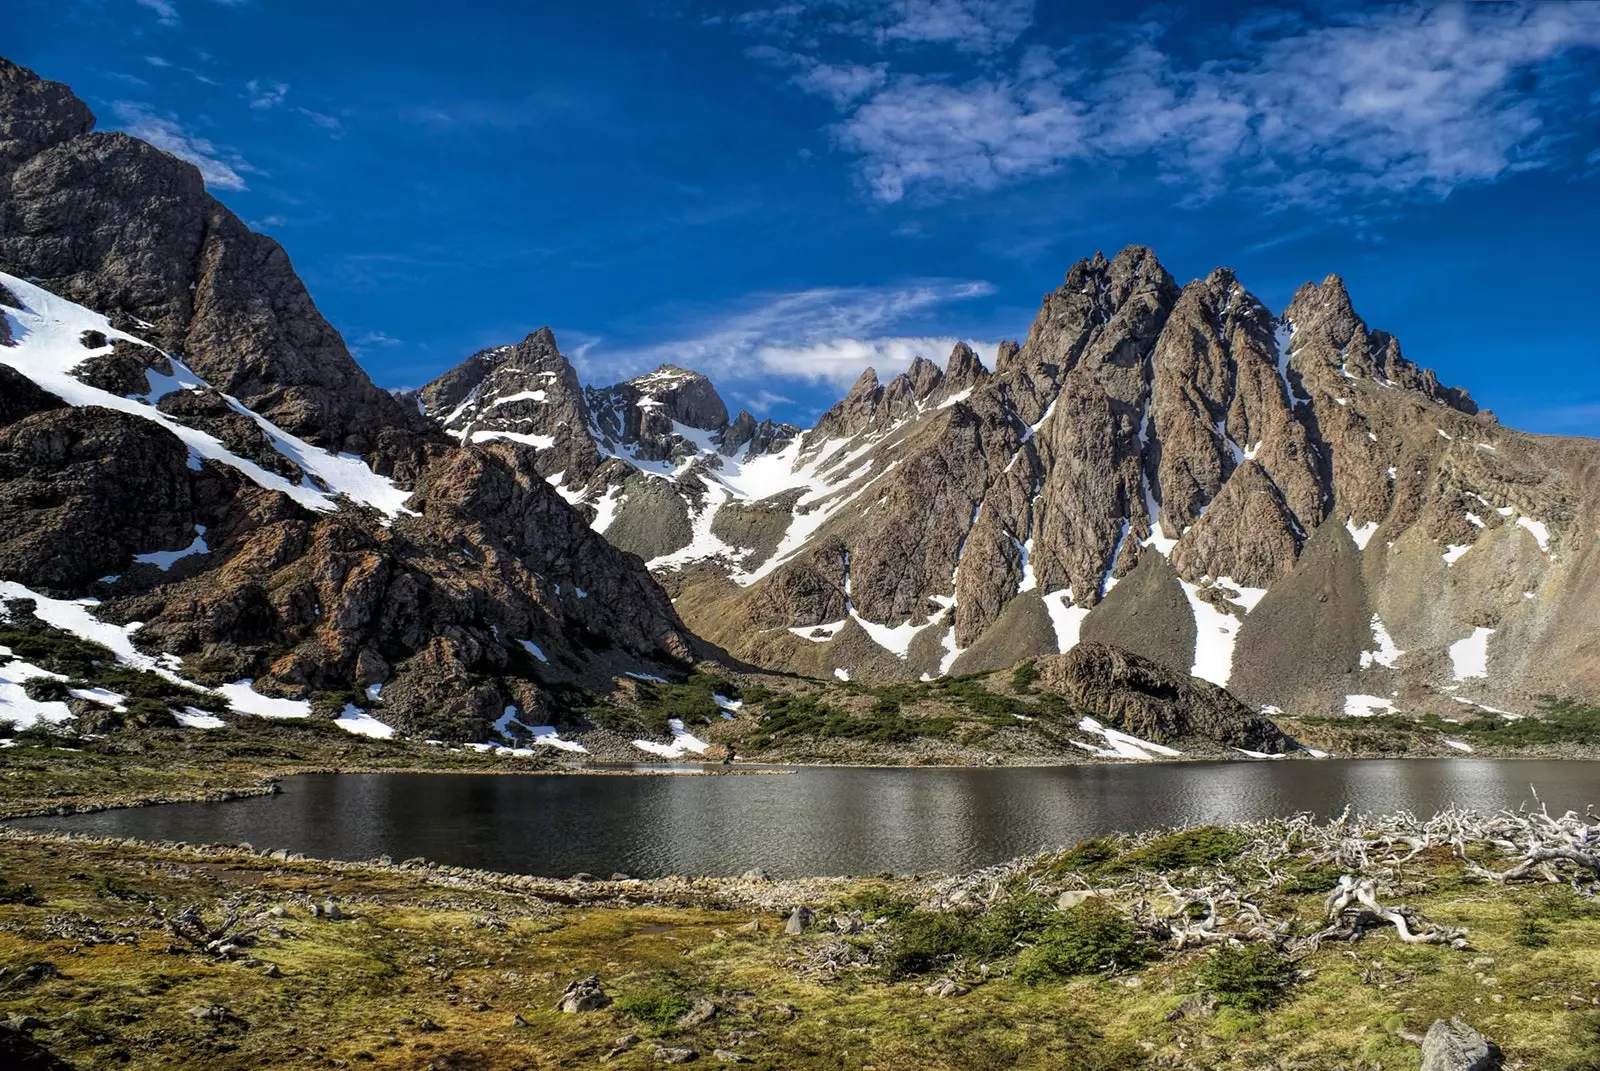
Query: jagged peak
xmin=906 ymin=354 xmax=943 ymax=398
xmin=630 ymin=362 xmax=710 ymax=386
xmin=845 ymin=367 xmax=881 ymax=399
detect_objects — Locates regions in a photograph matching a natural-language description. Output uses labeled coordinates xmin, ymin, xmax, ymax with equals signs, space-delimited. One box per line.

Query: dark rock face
xmin=1035 ymin=643 xmax=1290 ymax=753
xmin=0 ymin=60 xmax=434 ymax=475
xmin=0 ymin=58 xmax=93 ymax=177
xmin=0 ymin=407 xmax=194 ymax=590
xmin=0 ymin=57 xmax=697 ymax=737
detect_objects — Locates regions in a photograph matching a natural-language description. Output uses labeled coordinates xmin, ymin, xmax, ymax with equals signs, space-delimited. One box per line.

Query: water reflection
xmin=14 ymin=760 xmax=1597 ymax=878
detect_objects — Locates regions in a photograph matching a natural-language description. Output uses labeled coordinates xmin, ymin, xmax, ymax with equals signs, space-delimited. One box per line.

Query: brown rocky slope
xmin=0 ymin=58 xmax=693 ymax=741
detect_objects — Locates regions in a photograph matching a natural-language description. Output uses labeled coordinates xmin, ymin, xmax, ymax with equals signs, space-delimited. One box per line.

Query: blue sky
xmin=12 ymin=1 xmax=1600 ymax=433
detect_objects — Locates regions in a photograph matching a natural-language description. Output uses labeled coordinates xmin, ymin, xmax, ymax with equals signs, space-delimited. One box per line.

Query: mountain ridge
xmin=416 ymin=246 xmax=1597 ymax=721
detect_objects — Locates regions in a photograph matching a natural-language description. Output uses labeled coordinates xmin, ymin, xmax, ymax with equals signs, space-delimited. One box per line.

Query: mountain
xmin=424 ymin=248 xmax=1599 ymax=720
xmin=0 ymin=58 xmax=693 ymax=742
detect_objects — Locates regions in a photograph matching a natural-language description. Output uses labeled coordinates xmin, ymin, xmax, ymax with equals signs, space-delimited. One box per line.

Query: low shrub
xmin=1011 ymin=660 xmax=1038 ymax=693
xmin=615 ymin=979 xmax=693 ymax=1027
xmin=879 ymin=911 xmax=977 ymax=979
xmin=1014 ymin=898 xmax=1148 ymax=983
xmin=1115 ymin=827 xmax=1247 ymax=872
xmin=1199 ymin=944 xmax=1294 ymax=1010
xmin=0 ymin=877 xmax=44 ymax=905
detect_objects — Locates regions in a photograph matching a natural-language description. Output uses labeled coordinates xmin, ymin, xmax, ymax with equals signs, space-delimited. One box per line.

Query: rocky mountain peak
xmin=0 ymin=61 xmax=436 ymax=476
xmin=618 ymin=364 xmax=729 ymax=431
xmin=0 ymin=59 xmax=93 ymax=178
xmin=944 ymin=341 xmax=990 ymax=391
xmin=905 ymin=355 xmax=943 ymax=398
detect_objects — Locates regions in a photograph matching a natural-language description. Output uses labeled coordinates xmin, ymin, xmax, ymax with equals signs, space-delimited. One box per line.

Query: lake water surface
xmin=15 ymin=759 xmax=1599 ymax=878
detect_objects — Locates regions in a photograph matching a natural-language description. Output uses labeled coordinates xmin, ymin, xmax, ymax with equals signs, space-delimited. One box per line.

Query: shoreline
xmin=5 ymin=749 xmax=1598 ymax=822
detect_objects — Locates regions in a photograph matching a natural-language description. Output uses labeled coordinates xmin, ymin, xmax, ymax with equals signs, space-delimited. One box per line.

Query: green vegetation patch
xmin=749 ymin=690 xmax=955 ymax=748
xmin=1198 ymin=944 xmax=1294 ymax=1010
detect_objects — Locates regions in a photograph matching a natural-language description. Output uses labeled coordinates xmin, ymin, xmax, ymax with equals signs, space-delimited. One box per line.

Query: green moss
xmin=615 ymin=976 xmax=694 ymax=1028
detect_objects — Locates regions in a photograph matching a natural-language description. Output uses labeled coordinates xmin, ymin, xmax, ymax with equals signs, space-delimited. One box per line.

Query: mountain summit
xmin=414 ymin=245 xmax=1596 ymax=720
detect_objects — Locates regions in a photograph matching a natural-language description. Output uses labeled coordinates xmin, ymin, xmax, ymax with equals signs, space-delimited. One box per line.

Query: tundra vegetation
xmin=2 ymin=807 xmax=1599 ymax=1069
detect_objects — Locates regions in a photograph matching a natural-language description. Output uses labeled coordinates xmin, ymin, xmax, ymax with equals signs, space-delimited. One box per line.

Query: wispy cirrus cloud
xmin=246 ymin=79 xmax=289 ymax=109
xmin=134 ymin=0 xmax=179 ymax=26
xmin=110 ymin=101 xmax=253 ymax=190
xmin=738 ymin=2 xmax=1600 ymax=212
xmin=735 ymin=0 xmax=1035 ymax=56
xmin=575 ymin=280 xmax=998 ymax=388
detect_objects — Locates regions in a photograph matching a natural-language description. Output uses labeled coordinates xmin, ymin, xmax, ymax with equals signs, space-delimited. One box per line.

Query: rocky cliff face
xmin=416 ymin=340 xmax=802 ymax=571
xmin=0 ymin=59 xmax=693 ymax=743
xmin=460 ymin=243 xmax=1596 ymax=721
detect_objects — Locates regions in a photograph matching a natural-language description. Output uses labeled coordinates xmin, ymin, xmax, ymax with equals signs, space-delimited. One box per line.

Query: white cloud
xmin=739 ymin=1 xmax=1035 ymax=56
xmin=111 ymin=101 xmax=251 ymax=191
xmin=579 ymin=281 xmax=997 ymax=388
xmin=298 ymin=107 xmax=344 ymax=132
xmin=135 ymin=0 xmax=179 ymax=26
xmin=144 ymin=55 xmax=172 ymax=68
xmin=246 ymin=79 xmax=290 ymax=109
xmin=746 ymin=2 xmax=1600 ymax=209
xmin=869 ymin=0 xmax=1034 ymax=54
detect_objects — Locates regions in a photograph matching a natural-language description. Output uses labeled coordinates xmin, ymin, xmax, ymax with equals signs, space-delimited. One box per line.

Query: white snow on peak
xmin=519 ymin=639 xmax=549 ymax=663
xmin=833 ymin=667 xmax=852 ymax=682
xmin=1345 ymin=518 xmax=1378 ymax=551
xmin=788 ymin=620 xmax=846 ymax=643
xmin=0 ymin=580 xmax=174 ymax=679
xmin=937 ymin=622 xmax=965 ymax=676
xmin=1178 ymin=578 xmax=1265 ymax=687
xmin=492 ymin=389 xmax=548 ymax=406
xmin=1444 ymin=738 xmax=1475 ymax=753
xmin=529 ymin=725 xmax=588 ymax=753
xmin=1015 ymin=537 xmax=1037 ymax=593
xmin=468 ymin=429 xmax=556 ymax=450
xmin=1273 ymin=321 xmax=1301 ymax=403
xmin=174 ymin=707 xmax=225 ymax=729
xmin=134 ymin=526 xmax=209 ymax=571
xmin=0 ymin=273 xmax=415 ymax=519
xmin=334 ymin=704 xmax=396 ymax=739
xmin=70 ymin=686 xmax=127 ymax=711
xmin=1448 ymin=627 xmax=1493 ymax=680
xmin=626 ymin=671 xmax=668 ymax=684
xmin=1442 ymin=543 xmax=1473 ymax=566
xmin=0 ymin=658 xmax=72 ymax=729
xmin=1073 ymin=716 xmax=1181 ymax=760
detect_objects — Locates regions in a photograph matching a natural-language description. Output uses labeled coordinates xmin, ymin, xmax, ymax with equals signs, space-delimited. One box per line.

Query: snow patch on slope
xmin=0 ymin=273 xmax=414 ymax=518
xmin=1448 ymin=627 xmax=1493 ymax=680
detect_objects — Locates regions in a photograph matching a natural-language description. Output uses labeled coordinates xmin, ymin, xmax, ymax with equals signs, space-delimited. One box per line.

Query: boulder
xmin=1420 ymin=1019 xmax=1502 ymax=1071
xmin=556 ymin=976 xmax=612 ymax=1013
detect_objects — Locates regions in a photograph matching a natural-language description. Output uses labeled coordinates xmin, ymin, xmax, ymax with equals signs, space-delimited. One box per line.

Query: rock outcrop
xmin=1034 ymin=644 xmax=1289 ymax=754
